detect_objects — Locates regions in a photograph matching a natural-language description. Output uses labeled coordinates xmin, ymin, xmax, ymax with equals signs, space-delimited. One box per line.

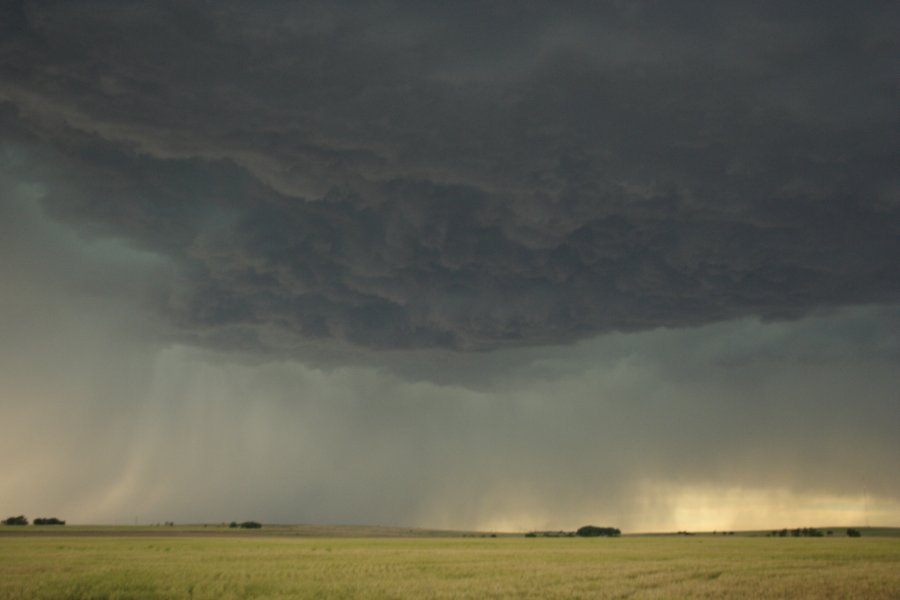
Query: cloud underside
xmin=3 ymin=177 xmax=900 ymax=529
xmin=2 ymin=1 xmax=898 ymax=352
xmin=4 ymin=285 xmax=900 ymax=529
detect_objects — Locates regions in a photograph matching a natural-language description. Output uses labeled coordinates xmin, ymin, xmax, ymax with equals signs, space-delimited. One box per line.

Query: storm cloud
xmin=2 ymin=0 xmax=898 ymax=352
xmin=1 ymin=2 xmax=899 ymax=530
xmin=2 ymin=191 xmax=898 ymax=528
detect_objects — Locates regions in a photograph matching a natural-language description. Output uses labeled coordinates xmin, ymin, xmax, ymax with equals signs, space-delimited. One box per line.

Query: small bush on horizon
xmin=1 ymin=516 xmax=28 ymax=526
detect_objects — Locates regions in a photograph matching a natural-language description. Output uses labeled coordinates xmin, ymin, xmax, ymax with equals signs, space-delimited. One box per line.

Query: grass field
xmin=1 ymin=530 xmax=899 ymax=599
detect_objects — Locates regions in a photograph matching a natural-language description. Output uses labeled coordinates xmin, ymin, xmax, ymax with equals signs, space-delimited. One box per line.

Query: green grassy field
xmin=1 ymin=532 xmax=898 ymax=599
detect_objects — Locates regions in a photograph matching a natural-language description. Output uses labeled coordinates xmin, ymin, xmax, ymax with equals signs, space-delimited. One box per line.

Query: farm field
xmin=1 ymin=532 xmax=899 ymax=599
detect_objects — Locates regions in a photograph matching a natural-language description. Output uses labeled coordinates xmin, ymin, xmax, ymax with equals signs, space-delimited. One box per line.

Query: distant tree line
xmin=576 ymin=525 xmax=621 ymax=537
xmin=229 ymin=521 xmax=262 ymax=529
xmin=768 ymin=528 xmax=861 ymax=538
xmin=525 ymin=530 xmax=575 ymax=538
xmin=2 ymin=515 xmax=66 ymax=526
xmin=524 ymin=526 xmax=622 ymax=538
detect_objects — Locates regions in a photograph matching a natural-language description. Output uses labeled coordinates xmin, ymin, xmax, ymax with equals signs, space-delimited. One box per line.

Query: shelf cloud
xmin=3 ymin=0 xmax=897 ymax=354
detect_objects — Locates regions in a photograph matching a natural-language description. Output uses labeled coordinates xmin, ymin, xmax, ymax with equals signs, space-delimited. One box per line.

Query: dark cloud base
xmin=3 ymin=159 xmax=900 ymax=530
xmin=2 ymin=1 xmax=898 ymax=353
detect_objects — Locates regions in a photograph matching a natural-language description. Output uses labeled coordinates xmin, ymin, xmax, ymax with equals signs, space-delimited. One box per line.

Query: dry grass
xmin=1 ymin=535 xmax=898 ymax=598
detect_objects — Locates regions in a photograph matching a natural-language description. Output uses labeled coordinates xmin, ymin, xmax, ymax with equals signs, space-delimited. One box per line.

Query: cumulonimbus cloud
xmin=2 ymin=0 xmax=898 ymax=352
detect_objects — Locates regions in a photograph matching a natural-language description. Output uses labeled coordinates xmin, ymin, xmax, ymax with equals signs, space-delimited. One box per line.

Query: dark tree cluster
xmin=229 ymin=521 xmax=262 ymax=529
xmin=847 ymin=528 xmax=862 ymax=537
xmin=3 ymin=515 xmax=68 ymax=525
xmin=769 ymin=528 xmax=829 ymax=537
xmin=576 ymin=525 xmax=621 ymax=537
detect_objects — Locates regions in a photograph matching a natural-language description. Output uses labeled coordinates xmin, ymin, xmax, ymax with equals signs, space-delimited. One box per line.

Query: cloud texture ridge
xmin=2 ymin=1 xmax=898 ymax=353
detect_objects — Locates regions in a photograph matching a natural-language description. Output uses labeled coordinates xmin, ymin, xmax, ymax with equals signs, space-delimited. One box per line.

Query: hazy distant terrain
xmin=0 ymin=523 xmax=489 ymax=538
xmin=2 ymin=524 xmax=899 ymax=538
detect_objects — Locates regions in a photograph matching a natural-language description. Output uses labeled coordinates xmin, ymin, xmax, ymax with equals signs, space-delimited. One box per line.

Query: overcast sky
xmin=1 ymin=1 xmax=898 ymax=532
